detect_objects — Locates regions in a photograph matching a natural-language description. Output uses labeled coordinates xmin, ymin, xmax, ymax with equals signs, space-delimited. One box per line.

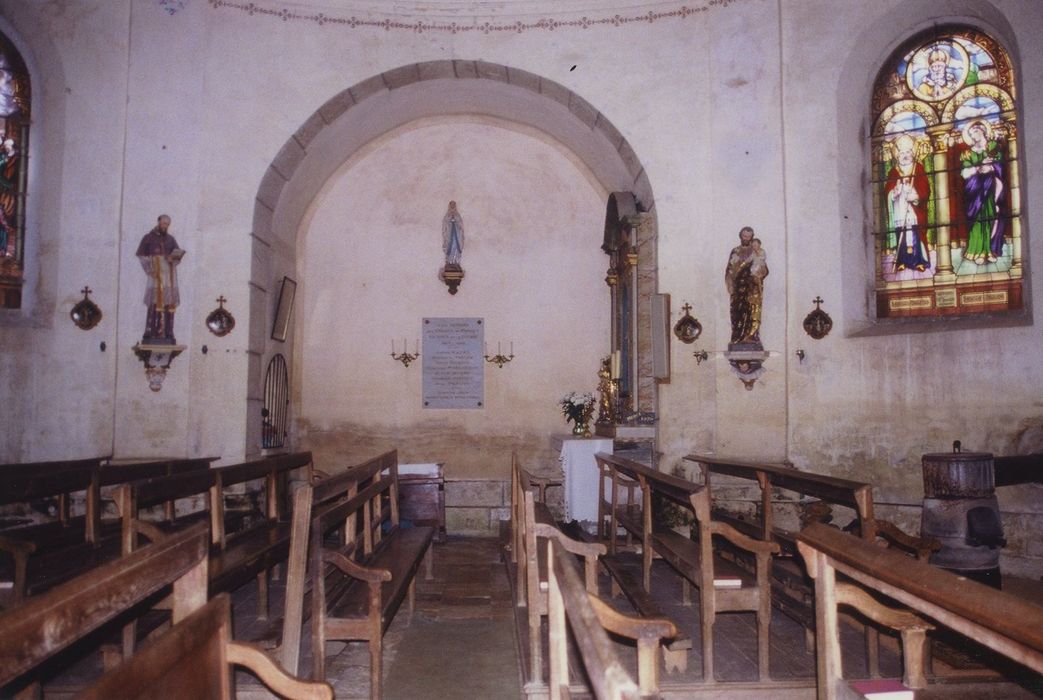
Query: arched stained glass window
xmin=871 ymin=28 xmax=1022 ymax=318
xmin=0 ymin=32 xmax=28 ymax=309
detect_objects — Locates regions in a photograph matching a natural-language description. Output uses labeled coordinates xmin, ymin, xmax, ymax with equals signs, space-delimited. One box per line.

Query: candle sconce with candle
xmin=484 ymin=340 xmax=514 ymax=368
xmin=391 ymin=338 xmax=420 ymax=367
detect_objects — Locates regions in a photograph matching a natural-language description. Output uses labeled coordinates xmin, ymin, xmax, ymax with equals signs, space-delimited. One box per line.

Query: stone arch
xmin=246 ymin=60 xmax=657 ymax=454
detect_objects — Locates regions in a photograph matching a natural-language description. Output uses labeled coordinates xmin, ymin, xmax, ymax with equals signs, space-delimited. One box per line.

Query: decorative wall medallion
xmin=673 ymin=302 xmax=702 ymax=344
xmin=205 ymin=295 xmax=235 ymax=337
xmin=70 ymin=286 xmax=102 ymax=330
xmin=803 ymin=296 xmax=833 ymax=339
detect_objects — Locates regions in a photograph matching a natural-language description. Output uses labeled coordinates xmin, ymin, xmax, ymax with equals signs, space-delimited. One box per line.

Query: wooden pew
xmin=686 ymin=453 xmax=937 ymax=557
xmin=81 ymin=593 xmax=332 ymax=700
xmin=116 ymin=453 xmax=314 ymax=615
xmin=596 ymin=452 xmax=780 ymax=682
xmin=545 ymin=536 xmax=645 ymax=700
xmin=0 ymin=522 xmax=210 ymax=694
xmin=797 ymin=522 xmax=1043 ymax=700
xmin=280 ymin=450 xmax=435 ymax=698
xmin=686 ymin=453 xmax=939 ymax=673
xmin=0 ymin=456 xmax=215 ymax=605
xmin=510 ymin=453 xmax=613 ymax=689
xmin=0 ymin=521 xmax=332 ymax=699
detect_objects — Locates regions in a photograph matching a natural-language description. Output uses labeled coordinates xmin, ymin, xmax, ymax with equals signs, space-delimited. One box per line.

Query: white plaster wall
xmin=0 ymin=0 xmax=1040 ymax=572
xmin=295 ymin=117 xmax=608 ymax=479
xmin=0 ymin=1 xmax=127 ymax=461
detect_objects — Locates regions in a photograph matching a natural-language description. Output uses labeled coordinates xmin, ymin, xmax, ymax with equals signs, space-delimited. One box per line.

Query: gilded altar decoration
xmin=205 ymin=296 xmax=235 ymax=337
xmin=439 ymin=200 xmax=465 ymax=295
xmin=803 ymin=296 xmax=833 ymax=340
xmin=560 ymin=391 xmax=596 ymax=438
xmin=70 ymin=286 xmax=102 ymax=330
xmin=871 ymin=28 xmax=1023 ymax=318
xmin=595 ymin=357 xmax=615 ymax=425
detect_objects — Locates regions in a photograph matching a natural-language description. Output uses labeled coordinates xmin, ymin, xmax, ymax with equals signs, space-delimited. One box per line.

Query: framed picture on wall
xmin=271 ymin=276 xmax=297 ymax=342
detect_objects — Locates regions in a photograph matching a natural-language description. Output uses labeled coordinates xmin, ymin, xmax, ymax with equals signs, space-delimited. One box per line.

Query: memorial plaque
xmin=422 ymin=317 xmax=484 ymax=409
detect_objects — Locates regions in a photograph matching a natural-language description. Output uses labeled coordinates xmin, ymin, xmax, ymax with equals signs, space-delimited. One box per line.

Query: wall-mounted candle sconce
xmin=70 ymin=286 xmax=102 ymax=330
xmin=796 ymin=349 xmax=806 ymax=363
xmin=205 ymin=296 xmax=236 ymax=337
xmin=391 ymin=338 xmax=420 ymax=367
xmin=484 ymin=341 xmax=514 ymax=368
xmin=693 ymin=349 xmax=709 ymax=364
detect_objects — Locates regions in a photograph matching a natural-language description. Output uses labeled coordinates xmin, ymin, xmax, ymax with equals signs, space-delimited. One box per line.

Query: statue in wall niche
xmin=724 ymin=226 xmax=768 ymax=349
xmin=137 ymin=214 xmax=185 ymax=345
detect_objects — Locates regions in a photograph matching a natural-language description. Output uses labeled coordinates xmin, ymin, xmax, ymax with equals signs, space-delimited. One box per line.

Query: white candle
xmin=414 ymin=338 xmax=419 ymax=354
xmin=391 ymin=338 xmax=395 ymax=354
xmin=510 ymin=341 xmax=514 ymax=356
xmin=611 ymin=350 xmax=621 ymax=379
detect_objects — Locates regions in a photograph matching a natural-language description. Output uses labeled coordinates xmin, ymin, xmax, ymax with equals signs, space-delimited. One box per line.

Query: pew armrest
xmin=710 ymin=521 xmax=781 ymax=556
xmin=874 ymin=519 xmax=941 ymax=561
xmin=0 ymin=533 xmax=37 ymax=558
xmin=226 ymin=641 xmax=334 ymax=700
xmin=533 ymin=522 xmax=606 ymax=559
xmin=588 ymin=592 xmax=677 ymax=641
xmin=322 ymin=549 xmax=392 ymax=583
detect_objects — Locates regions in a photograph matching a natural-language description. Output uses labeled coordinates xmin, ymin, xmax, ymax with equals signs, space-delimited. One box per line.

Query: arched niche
xmin=246 ymin=60 xmax=657 ymax=455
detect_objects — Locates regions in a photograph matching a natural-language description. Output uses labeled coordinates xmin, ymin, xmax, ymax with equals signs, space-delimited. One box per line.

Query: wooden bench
xmin=545 ymin=535 xmax=648 ymax=700
xmin=0 ymin=522 xmax=332 ymax=699
xmin=280 ymin=450 xmax=435 ymax=697
xmin=510 ymin=453 xmax=610 ymax=689
xmin=0 ymin=456 xmax=215 ymax=605
xmin=116 ymin=452 xmax=314 ymax=617
xmin=798 ymin=522 xmax=1043 ymax=700
xmin=596 ymin=452 xmax=780 ymax=682
xmin=686 ymin=453 xmax=939 ymax=673
xmin=511 ymin=452 xmax=683 ymax=693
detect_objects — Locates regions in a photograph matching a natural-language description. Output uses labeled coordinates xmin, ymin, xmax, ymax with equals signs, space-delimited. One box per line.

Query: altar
xmin=553 ymin=435 xmax=613 ymax=525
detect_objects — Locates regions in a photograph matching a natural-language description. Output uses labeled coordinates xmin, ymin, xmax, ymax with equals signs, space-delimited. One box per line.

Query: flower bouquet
xmin=560 ymin=391 xmax=596 ymax=437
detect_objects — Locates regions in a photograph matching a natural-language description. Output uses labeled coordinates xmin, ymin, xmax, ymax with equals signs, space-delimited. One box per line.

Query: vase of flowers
xmin=560 ymin=391 xmax=596 ymax=437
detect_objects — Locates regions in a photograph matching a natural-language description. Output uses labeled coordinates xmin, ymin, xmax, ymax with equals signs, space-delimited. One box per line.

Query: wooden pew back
xmin=596 ymin=452 xmax=779 ymax=682
xmin=685 ymin=453 xmax=873 ymax=539
xmin=80 ymin=593 xmax=332 ymax=700
xmin=797 ymin=522 xmax=1043 ymax=699
xmin=0 ymin=522 xmax=209 ymax=690
xmin=545 ymin=536 xmax=643 ymax=700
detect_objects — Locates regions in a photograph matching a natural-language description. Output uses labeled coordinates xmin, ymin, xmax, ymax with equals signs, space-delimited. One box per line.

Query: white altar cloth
xmin=557 ymin=436 xmax=613 ymax=524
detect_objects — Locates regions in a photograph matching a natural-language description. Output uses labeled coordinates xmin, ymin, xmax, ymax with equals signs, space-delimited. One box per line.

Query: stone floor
xmin=27 ymin=533 xmax=1043 ymax=699
xmin=235 ymin=536 xmax=521 ymax=699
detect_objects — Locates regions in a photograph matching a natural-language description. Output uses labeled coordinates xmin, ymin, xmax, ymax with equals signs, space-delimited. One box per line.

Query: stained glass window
xmin=871 ymin=28 xmax=1022 ymax=318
